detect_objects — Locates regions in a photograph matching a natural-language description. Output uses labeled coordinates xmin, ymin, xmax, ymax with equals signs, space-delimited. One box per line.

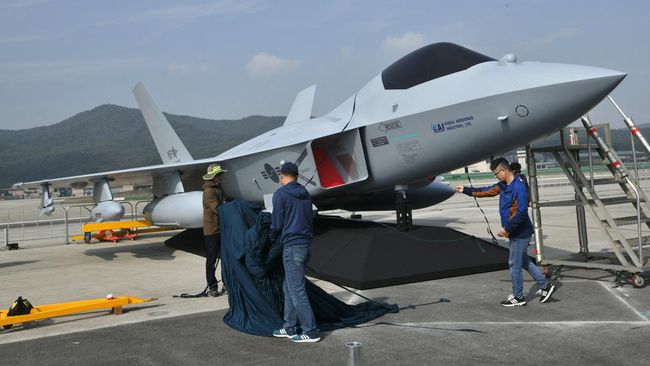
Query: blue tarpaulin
xmin=218 ymin=200 xmax=398 ymax=336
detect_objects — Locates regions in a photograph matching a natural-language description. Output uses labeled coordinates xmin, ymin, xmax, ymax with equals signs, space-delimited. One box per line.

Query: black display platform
xmin=306 ymin=216 xmax=509 ymax=289
xmin=165 ymin=216 xmax=510 ymax=290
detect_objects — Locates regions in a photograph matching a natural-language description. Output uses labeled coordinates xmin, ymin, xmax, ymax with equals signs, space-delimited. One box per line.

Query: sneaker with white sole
xmin=291 ymin=334 xmax=321 ymax=343
xmin=500 ymin=294 xmax=527 ymax=307
xmin=538 ymin=283 xmax=556 ymax=303
xmin=272 ymin=328 xmax=296 ymax=338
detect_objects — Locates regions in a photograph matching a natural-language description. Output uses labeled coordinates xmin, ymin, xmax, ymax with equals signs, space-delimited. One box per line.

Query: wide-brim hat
xmin=203 ymin=164 xmax=227 ymax=180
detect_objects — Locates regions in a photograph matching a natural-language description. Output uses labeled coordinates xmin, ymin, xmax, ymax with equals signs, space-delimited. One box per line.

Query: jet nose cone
xmin=539 ymin=64 xmax=627 ymax=120
xmin=568 ymin=65 xmax=626 ymax=99
xmin=518 ymin=64 xmax=628 ymax=140
xmin=590 ymin=68 xmax=626 ymax=93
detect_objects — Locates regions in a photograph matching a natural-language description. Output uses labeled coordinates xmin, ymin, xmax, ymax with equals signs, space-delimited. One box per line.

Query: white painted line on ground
xmin=386 ymin=320 xmax=650 ymax=326
xmin=598 ymin=281 xmax=649 ymax=322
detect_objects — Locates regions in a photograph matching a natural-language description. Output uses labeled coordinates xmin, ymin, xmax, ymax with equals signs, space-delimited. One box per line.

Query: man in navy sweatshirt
xmin=456 ymin=158 xmax=556 ymax=307
xmin=271 ymin=161 xmax=321 ymax=343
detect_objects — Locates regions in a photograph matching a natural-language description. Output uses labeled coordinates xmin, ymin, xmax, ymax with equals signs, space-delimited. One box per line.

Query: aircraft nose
xmin=585 ymin=67 xmax=626 ymax=94
xmin=562 ymin=65 xmax=626 ymax=106
xmin=530 ymin=64 xmax=627 ymax=123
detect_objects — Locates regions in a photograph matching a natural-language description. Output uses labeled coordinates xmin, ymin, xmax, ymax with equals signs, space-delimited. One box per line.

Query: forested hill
xmin=0 ymin=104 xmax=284 ymax=188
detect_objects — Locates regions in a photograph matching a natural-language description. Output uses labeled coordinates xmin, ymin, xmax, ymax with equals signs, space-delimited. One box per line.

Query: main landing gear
xmin=395 ymin=185 xmax=412 ymax=231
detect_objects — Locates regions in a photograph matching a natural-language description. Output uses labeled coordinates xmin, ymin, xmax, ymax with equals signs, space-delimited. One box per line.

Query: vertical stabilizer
xmin=133 ymin=82 xmax=194 ymax=164
xmin=283 ymin=84 xmax=316 ymax=126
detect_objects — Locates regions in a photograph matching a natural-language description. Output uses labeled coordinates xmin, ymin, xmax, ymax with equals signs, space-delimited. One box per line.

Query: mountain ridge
xmin=0 ymin=104 xmax=284 ymax=188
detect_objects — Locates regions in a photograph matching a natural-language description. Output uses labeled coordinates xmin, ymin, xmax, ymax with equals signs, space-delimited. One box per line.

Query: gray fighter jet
xmin=16 ymin=43 xmax=626 ymax=228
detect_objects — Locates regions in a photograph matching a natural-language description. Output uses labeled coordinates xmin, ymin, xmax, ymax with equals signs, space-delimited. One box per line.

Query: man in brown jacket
xmin=202 ymin=164 xmax=227 ymax=297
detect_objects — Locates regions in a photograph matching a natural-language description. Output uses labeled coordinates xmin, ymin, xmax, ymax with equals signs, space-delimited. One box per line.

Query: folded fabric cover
xmin=219 ymin=199 xmax=398 ymax=336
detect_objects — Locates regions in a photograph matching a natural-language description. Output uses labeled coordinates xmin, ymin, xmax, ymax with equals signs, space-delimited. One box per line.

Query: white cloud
xmin=168 ymin=62 xmax=212 ymax=74
xmin=539 ymin=27 xmax=580 ymax=46
xmin=0 ymin=34 xmax=61 ymax=44
xmin=0 ymin=58 xmax=148 ymax=83
xmin=339 ymin=46 xmax=355 ymax=59
xmin=138 ymin=0 xmax=260 ymax=22
xmin=0 ymin=0 xmax=48 ymax=9
xmin=246 ymin=52 xmax=299 ymax=78
xmin=382 ymin=32 xmax=426 ymax=55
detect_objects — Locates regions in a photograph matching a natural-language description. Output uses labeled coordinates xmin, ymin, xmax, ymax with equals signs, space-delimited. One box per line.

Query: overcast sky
xmin=1 ymin=0 xmax=648 ymax=130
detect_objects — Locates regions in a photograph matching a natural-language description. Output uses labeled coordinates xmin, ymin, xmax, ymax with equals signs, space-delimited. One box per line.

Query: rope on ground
xmin=307 ymin=264 xmax=450 ymax=313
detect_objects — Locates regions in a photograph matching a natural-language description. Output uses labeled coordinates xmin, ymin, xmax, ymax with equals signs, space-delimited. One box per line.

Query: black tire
xmin=631 ymin=274 xmax=645 ymax=288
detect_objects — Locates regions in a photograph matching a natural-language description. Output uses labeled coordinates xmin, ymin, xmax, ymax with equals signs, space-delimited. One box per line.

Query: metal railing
xmin=1 ymin=201 xmax=146 ymax=247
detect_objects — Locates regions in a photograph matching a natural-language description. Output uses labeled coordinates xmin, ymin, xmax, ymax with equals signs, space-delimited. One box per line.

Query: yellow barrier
xmin=0 ymin=296 xmax=157 ymax=329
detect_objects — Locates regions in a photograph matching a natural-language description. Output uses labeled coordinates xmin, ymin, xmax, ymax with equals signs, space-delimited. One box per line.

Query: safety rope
xmin=306 ymin=264 xmax=449 ymax=312
xmin=464 ymin=167 xmax=500 ymax=246
xmin=173 ymin=258 xmax=223 ymax=298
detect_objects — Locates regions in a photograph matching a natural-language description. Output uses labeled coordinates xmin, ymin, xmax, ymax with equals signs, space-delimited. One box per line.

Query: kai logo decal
xmin=432 ymin=123 xmax=446 ymax=133
xmin=432 ymin=115 xmax=474 ymax=133
xmin=378 ymin=120 xmax=402 ymax=133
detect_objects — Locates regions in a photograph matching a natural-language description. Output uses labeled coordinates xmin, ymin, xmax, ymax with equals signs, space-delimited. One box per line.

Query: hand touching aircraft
xmin=15 ymin=43 xmax=626 ymax=228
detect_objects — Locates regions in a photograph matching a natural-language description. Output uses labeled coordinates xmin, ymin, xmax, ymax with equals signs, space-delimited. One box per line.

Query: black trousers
xmin=204 ymin=234 xmax=221 ymax=290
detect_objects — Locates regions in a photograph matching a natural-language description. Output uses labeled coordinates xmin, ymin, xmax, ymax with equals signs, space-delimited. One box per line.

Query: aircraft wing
xmin=13 ymin=157 xmax=216 ymax=189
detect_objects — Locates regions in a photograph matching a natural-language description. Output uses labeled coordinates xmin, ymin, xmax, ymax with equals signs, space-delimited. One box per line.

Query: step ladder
xmin=526 ymin=109 xmax=648 ymax=286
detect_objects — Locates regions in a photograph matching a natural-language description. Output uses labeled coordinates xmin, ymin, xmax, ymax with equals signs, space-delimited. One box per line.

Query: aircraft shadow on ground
xmin=84 ymin=242 xmax=176 ymax=261
xmin=0 ymin=260 xmax=40 ymax=269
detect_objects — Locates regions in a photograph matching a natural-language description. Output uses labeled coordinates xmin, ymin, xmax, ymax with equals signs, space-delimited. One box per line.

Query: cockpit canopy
xmin=381 ymin=42 xmax=495 ymax=90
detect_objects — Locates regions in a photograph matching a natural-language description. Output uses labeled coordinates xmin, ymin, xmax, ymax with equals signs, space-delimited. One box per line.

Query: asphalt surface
xmin=2 ymin=185 xmax=650 ymax=365
xmin=2 ymin=271 xmax=649 ymax=365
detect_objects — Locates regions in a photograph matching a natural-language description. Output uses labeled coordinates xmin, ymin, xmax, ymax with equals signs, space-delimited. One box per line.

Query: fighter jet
xmin=15 ymin=42 xmax=626 ymax=228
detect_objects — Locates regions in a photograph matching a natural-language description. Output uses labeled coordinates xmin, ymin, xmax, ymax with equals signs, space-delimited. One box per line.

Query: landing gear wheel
xmin=631 ymin=274 xmax=645 ymax=288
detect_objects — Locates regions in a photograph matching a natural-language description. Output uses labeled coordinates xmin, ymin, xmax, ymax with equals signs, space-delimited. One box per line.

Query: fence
xmin=0 ymin=201 xmax=148 ymax=247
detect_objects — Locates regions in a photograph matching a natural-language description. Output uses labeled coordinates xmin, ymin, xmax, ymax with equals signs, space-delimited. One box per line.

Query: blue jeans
xmin=509 ymin=236 xmax=547 ymax=298
xmin=282 ymin=245 xmax=319 ymax=338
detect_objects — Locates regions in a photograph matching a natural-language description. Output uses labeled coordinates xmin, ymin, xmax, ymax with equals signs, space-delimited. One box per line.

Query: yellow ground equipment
xmin=0 ymin=295 xmax=157 ymax=330
xmin=69 ymin=219 xmax=176 ymax=243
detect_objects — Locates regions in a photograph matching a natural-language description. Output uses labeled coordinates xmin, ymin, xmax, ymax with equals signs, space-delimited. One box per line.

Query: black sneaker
xmin=501 ymin=294 xmax=527 ymax=307
xmin=538 ymin=283 xmax=556 ymax=303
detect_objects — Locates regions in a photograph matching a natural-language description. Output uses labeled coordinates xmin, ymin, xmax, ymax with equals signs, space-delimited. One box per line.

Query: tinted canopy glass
xmin=381 ymin=42 xmax=495 ymax=90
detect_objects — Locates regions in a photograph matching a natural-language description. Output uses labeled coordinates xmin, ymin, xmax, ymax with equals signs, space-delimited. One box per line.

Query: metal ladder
xmin=526 ymin=111 xmax=648 ymax=287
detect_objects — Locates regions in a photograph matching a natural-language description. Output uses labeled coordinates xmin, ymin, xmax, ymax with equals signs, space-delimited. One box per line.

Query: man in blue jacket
xmin=271 ymin=161 xmax=321 ymax=342
xmin=456 ymin=158 xmax=556 ymax=307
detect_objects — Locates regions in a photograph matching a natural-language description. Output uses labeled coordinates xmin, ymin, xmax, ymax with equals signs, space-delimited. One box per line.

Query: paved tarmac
xmin=1 ymin=183 xmax=649 ymax=365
